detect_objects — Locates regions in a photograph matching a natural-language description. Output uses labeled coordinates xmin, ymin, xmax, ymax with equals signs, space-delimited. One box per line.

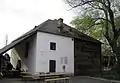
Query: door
xmin=49 ymin=60 xmax=56 ymax=72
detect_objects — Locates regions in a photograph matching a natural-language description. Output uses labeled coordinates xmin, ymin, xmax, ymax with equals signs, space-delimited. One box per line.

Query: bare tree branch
xmin=71 ymin=1 xmax=93 ymax=8
xmin=93 ymin=17 xmax=111 ymax=24
xmin=103 ymin=7 xmax=112 ymax=44
xmin=107 ymin=1 xmax=119 ymax=40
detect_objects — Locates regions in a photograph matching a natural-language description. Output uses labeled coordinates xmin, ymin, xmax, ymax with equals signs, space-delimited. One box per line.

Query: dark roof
xmin=0 ymin=19 xmax=101 ymax=55
xmin=36 ymin=19 xmax=101 ymax=43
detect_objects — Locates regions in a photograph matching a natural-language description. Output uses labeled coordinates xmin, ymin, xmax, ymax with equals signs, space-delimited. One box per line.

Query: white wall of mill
xmin=27 ymin=35 xmax=37 ymax=72
xmin=36 ymin=32 xmax=74 ymax=73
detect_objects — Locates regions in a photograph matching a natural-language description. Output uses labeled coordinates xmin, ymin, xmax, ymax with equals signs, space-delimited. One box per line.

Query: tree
xmin=65 ymin=0 xmax=120 ymax=75
xmin=71 ymin=16 xmax=103 ymax=40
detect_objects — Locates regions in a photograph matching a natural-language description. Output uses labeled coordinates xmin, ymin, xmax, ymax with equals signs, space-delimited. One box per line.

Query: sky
xmin=0 ymin=0 xmax=76 ymax=48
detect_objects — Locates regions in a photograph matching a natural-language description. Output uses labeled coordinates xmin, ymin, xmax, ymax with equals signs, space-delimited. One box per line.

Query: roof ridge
xmin=36 ymin=19 xmax=52 ymax=31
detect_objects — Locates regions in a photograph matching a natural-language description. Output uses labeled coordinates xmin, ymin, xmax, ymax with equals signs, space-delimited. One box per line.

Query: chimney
xmin=34 ymin=26 xmax=37 ymax=28
xmin=57 ymin=18 xmax=64 ymax=32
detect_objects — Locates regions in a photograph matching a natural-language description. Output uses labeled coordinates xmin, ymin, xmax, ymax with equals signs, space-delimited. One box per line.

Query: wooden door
xmin=49 ymin=60 xmax=56 ymax=72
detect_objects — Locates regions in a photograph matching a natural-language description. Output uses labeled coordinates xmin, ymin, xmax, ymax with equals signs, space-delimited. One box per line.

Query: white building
xmin=11 ymin=18 xmax=74 ymax=73
xmin=0 ymin=18 xmax=101 ymax=76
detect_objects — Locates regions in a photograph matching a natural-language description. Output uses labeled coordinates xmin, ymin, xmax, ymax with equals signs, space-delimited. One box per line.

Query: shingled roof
xmin=0 ymin=19 xmax=101 ymax=55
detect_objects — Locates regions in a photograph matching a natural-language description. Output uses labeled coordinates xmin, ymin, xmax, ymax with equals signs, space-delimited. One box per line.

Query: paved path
xmin=0 ymin=76 xmax=120 ymax=83
xmin=69 ymin=76 xmax=120 ymax=83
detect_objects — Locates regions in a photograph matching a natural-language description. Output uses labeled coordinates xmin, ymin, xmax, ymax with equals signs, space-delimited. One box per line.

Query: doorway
xmin=49 ymin=60 xmax=56 ymax=72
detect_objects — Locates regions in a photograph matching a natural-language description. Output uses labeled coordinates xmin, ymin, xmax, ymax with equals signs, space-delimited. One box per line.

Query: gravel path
xmin=0 ymin=76 xmax=120 ymax=83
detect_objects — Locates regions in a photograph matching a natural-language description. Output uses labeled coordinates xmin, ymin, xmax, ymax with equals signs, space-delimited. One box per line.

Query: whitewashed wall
xmin=27 ymin=35 xmax=37 ymax=72
xmin=36 ymin=32 xmax=74 ymax=73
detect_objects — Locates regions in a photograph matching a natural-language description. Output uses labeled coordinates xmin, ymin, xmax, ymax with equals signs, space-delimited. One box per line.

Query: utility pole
xmin=5 ymin=34 xmax=8 ymax=46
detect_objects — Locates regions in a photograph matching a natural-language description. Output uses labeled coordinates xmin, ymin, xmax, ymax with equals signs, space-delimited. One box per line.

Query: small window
xmin=50 ymin=42 xmax=56 ymax=50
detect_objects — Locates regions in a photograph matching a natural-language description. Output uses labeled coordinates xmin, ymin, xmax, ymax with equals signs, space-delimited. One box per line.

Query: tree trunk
xmin=111 ymin=44 xmax=120 ymax=76
xmin=107 ymin=55 xmax=111 ymax=69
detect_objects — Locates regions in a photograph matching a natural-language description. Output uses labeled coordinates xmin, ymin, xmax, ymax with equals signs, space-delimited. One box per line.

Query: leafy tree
xmin=71 ymin=16 xmax=103 ymax=40
xmin=65 ymin=0 xmax=120 ymax=75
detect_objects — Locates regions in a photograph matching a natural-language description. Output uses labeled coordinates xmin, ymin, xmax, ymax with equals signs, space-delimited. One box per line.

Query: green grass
xmin=102 ymin=70 xmax=120 ymax=80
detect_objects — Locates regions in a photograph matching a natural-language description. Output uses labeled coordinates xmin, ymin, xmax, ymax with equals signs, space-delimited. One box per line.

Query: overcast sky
xmin=0 ymin=0 xmax=75 ymax=48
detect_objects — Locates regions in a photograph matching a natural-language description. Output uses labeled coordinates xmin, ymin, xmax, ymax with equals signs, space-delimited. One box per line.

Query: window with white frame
xmin=50 ymin=42 xmax=56 ymax=50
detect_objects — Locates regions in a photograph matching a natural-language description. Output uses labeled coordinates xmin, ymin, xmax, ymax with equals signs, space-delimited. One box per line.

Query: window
xmin=50 ymin=42 xmax=56 ymax=50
